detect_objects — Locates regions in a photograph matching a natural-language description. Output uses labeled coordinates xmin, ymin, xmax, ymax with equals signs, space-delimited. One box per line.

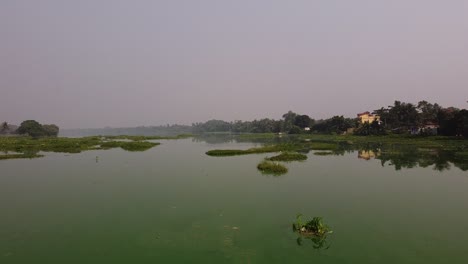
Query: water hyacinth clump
xmin=0 ymin=136 xmax=166 ymax=160
xmin=257 ymin=160 xmax=288 ymax=175
xmin=267 ymin=152 xmax=307 ymax=162
xmin=313 ymin=151 xmax=335 ymax=156
xmin=292 ymin=214 xmax=332 ymax=249
xmin=293 ymin=214 xmax=331 ymax=237
xmin=205 ymin=143 xmax=299 ymax=156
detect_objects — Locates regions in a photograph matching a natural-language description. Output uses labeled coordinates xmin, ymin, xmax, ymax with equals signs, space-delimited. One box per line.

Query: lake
xmin=1 ymin=137 xmax=468 ymax=263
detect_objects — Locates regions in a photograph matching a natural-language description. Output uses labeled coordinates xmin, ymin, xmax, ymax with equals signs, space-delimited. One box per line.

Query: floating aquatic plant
xmin=293 ymin=214 xmax=331 ymax=237
xmin=313 ymin=151 xmax=335 ymax=156
xmin=293 ymin=214 xmax=332 ymax=249
xmin=267 ymin=152 xmax=307 ymax=162
xmin=257 ymin=160 xmax=288 ymax=175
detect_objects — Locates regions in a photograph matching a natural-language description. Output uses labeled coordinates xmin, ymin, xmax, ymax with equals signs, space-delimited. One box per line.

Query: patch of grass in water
xmin=267 ymin=152 xmax=307 ymax=161
xmin=101 ymin=141 xmax=160 ymax=151
xmin=120 ymin=141 xmax=159 ymax=151
xmin=313 ymin=151 xmax=335 ymax=156
xmin=257 ymin=160 xmax=288 ymax=175
xmin=206 ymin=141 xmax=339 ymax=157
xmin=292 ymin=214 xmax=332 ymax=249
xmin=206 ymin=143 xmax=298 ymax=156
xmin=0 ymin=136 xmax=161 ymax=160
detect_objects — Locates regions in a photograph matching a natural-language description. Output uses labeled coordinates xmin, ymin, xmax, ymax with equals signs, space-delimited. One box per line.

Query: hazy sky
xmin=1 ymin=0 xmax=467 ymax=128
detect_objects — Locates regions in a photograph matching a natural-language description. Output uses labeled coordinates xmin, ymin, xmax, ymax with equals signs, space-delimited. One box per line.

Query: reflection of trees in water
xmin=191 ymin=134 xmax=236 ymax=144
xmin=192 ymin=134 xmax=296 ymax=145
xmin=296 ymin=234 xmax=331 ymax=249
xmin=357 ymin=145 xmax=466 ymax=172
xmin=332 ymin=142 xmax=467 ymax=171
xmin=196 ymin=134 xmax=468 ymax=171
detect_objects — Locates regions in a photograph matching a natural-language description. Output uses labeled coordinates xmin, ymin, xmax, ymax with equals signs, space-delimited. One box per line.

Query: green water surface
xmin=1 ymin=138 xmax=468 ymax=263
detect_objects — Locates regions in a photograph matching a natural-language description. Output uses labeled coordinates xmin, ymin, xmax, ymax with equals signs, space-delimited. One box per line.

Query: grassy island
xmin=206 ymin=134 xmax=468 ymax=157
xmin=100 ymin=141 xmax=160 ymax=151
xmin=206 ymin=143 xmax=298 ymax=156
xmin=293 ymin=215 xmax=331 ymax=237
xmin=313 ymin=151 xmax=335 ymax=156
xmin=293 ymin=214 xmax=332 ymax=248
xmin=257 ymin=160 xmax=288 ymax=175
xmin=0 ymin=134 xmax=190 ymax=160
xmin=267 ymin=152 xmax=307 ymax=161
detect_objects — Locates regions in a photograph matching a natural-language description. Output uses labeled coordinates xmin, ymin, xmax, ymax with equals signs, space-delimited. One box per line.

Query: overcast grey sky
xmin=1 ymin=0 xmax=467 ymax=128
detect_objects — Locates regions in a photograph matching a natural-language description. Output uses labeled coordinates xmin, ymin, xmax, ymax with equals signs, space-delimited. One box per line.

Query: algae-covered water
xmin=1 ymin=137 xmax=468 ymax=263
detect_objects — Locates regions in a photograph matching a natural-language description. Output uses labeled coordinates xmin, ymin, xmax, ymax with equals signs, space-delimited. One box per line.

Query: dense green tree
xmin=282 ymin=111 xmax=298 ymax=132
xmin=294 ymin=115 xmax=313 ymax=129
xmin=417 ymin=100 xmax=441 ymax=124
xmin=313 ymin=116 xmax=354 ymax=134
xmin=192 ymin=120 xmax=231 ymax=133
xmin=231 ymin=120 xmax=249 ymax=133
xmin=389 ymin=101 xmax=419 ymax=128
xmin=375 ymin=101 xmax=419 ymax=130
xmin=43 ymin=124 xmax=60 ymax=137
xmin=354 ymin=120 xmax=386 ymax=135
xmin=438 ymin=107 xmax=459 ymax=136
xmin=454 ymin=109 xmax=468 ymax=137
xmin=272 ymin=120 xmax=284 ymax=133
xmin=248 ymin=119 xmax=273 ymax=133
xmin=288 ymin=125 xmax=302 ymax=134
xmin=17 ymin=120 xmax=46 ymax=138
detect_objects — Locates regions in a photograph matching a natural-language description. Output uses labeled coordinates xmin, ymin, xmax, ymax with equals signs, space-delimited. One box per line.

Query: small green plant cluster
xmin=206 ymin=141 xmax=340 ymax=157
xmin=292 ymin=214 xmax=332 ymax=249
xmin=102 ymin=141 xmax=160 ymax=152
xmin=267 ymin=152 xmax=307 ymax=162
xmin=0 ymin=134 xmax=180 ymax=160
xmin=293 ymin=214 xmax=331 ymax=237
xmin=257 ymin=160 xmax=288 ymax=175
xmin=206 ymin=143 xmax=298 ymax=156
xmin=313 ymin=151 xmax=335 ymax=156
xmin=120 ymin=141 xmax=159 ymax=151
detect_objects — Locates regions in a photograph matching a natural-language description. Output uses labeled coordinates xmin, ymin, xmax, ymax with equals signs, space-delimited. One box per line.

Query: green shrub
xmin=257 ymin=160 xmax=288 ymax=175
xmin=267 ymin=152 xmax=307 ymax=161
xmin=293 ymin=214 xmax=331 ymax=237
xmin=313 ymin=151 xmax=334 ymax=156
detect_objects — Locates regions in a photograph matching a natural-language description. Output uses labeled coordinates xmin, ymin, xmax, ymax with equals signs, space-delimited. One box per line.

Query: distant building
xmin=357 ymin=111 xmax=380 ymax=124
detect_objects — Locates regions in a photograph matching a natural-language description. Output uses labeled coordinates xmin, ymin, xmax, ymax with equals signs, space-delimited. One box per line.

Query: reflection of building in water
xmin=358 ymin=150 xmax=381 ymax=160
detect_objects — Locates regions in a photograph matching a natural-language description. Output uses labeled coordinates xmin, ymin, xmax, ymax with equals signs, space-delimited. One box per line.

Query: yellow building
xmin=357 ymin=111 xmax=380 ymax=124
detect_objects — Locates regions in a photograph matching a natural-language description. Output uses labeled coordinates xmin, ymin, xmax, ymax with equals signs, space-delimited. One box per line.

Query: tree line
xmin=1 ymin=120 xmax=59 ymax=138
xmin=192 ymin=100 xmax=468 ymax=137
xmin=3 ymin=100 xmax=466 ymax=138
